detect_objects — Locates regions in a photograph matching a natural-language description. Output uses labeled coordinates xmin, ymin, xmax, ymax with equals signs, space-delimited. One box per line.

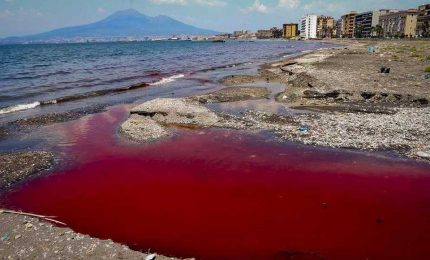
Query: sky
xmin=0 ymin=0 xmax=426 ymax=37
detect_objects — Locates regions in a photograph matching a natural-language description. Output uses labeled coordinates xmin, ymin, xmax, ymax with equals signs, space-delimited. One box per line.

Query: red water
xmin=1 ymin=106 xmax=430 ymax=260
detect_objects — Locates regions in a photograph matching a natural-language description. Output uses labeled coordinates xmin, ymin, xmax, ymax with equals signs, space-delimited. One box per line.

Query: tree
xmin=319 ymin=25 xmax=327 ymax=38
xmin=373 ymin=25 xmax=384 ymax=38
xmin=355 ymin=25 xmax=364 ymax=38
xmin=270 ymin=27 xmax=283 ymax=38
xmin=422 ymin=20 xmax=430 ymax=38
xmin=327 ymin=27 xmax=334 ymax=38
xmin=370 ymin=26 xmax=376 ymax=37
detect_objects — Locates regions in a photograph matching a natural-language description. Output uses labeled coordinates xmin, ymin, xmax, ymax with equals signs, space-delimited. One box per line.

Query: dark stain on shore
xmin=6 ymin=105 xmax=106 ymax=130
xmin=48 ymin=82 xmax=150 ymax=105
xmin=1 ymin=106 xmax=430 ymax=260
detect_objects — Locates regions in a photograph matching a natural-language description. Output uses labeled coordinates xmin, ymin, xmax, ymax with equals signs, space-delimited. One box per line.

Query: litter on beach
xmin=298 ymin=126 xmax=310 ymax=133
xmin=380 ymin=67 xmax=391 ymax=74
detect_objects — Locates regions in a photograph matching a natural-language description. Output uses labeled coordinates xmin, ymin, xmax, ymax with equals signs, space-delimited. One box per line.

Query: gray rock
xmin=120 ymin=114 xmax=168 ymax=143
xmin=131 ymin=98 xmax=219 ymax=127
xmin=416 ymin=150 xmax=430 ymax=159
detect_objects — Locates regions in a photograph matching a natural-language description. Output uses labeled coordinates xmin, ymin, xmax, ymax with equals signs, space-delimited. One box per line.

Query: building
xmin=233 ymin=30 xmax=250 ymax=38
xmin=283 ymin=23 xmax=299 ymax=38
xmin=354 ymin=10 xmax=396 ymax=37
xmin=341 ymin=11 xmax=357 ymax=38
xmin=417 ymin=4 xmax=430 ymax=37
xmin=256 ymin=30 xmax=273 ymax=39
xmin=301 ymin=15 xmax=318 ymax=39
xmin=379 ymin=9 xmax=418 ymax=38
xmin=354 ymin=11 xmax=373 ymax=37
xmin=354 ymin=11 xmax=375 ymax=37
xmin=317 ymin=16 xmax=335 ymax=38
xmin=256 ymin=27 xmax=283 ymax=39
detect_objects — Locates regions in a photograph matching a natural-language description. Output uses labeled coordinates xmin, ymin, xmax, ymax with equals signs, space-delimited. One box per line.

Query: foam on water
xmin=151 ymin=74 xmax=185 ymax=85
xmin=0 ymin=101 xmax=41 ymax=115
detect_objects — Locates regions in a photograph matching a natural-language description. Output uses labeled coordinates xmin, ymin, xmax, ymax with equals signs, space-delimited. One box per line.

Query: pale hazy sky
xmin=0 ymin=0 xmax=425 ymax=37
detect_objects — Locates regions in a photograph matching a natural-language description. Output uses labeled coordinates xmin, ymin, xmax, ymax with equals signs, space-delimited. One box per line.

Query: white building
xmin=301 ymin=15 xmax=318 ymax=39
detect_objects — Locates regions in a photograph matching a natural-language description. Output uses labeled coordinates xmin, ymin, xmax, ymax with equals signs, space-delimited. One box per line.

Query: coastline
xmin=120 ymin=38 xmax=430 ymax=161
xmin=1 ymin=39 xmax=430 ymax=259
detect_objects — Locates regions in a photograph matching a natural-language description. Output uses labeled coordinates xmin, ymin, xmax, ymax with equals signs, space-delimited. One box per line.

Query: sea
xmin=0 ymin=40 xmax=325 ymax=122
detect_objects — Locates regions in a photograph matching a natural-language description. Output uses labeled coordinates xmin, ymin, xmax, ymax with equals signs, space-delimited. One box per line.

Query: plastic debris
xmin=380 ymin=67 xmax=390 ymax=74
xmin=24 ymin=222 xmax=33 ymax=230
xmin=367 ymin=46 xmax=375 ymax=53
xmin=298 ymin=126 xmax=309 ymax=133
xmin=1 ymin=233 xmax=9 ymax=241
xmin=14 ymin=234 xmax=22 ymax=240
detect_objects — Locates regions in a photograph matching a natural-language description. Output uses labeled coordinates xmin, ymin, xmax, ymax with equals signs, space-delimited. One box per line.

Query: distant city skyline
xmin=0 ymin=0 xmax=425 ymax=38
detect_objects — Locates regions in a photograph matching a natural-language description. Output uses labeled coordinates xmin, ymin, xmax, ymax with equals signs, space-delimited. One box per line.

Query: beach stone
xmin=120 ymin=114 xmax=168 ymax=142
xmin=191 ymin=86 xmax=271 ymax=103
xmin=416 ymin=151 xmax=430 ymax=159
xmin=131 ymin=98 xmax=219 ymax=127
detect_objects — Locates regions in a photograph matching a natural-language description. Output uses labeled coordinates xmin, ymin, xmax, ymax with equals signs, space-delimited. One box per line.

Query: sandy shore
xmin=1 ymin=39 xmax=429 ymax=259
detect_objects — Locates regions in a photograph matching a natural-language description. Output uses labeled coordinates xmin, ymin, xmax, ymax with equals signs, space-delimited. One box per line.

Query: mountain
xmin=1 ymin=9 xmax=220 ymax=43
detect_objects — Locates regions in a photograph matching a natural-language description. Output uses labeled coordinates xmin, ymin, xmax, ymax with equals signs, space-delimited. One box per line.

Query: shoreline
xmin=120 ymin=38 xmax=430 ymax=161
xmin=1 ymin=39 xmax=430 ymax=259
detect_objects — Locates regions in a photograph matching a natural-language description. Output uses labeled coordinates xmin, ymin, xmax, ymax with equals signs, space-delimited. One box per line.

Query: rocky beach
xmin=121 ymin=39 xmax=430 ymax=160
xmin=1 ymin=39 xmax=430 ymax=259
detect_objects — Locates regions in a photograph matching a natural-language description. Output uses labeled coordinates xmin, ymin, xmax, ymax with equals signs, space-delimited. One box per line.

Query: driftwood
xmin=0 ymin=209 xmax=67 ymax=226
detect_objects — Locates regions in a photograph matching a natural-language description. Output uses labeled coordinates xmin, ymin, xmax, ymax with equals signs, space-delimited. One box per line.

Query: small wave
xmin=0 ymin=81 xmax=152 ymax=115
xmin=52 ymin=82 xmax=150 ymax=104
xmin=151 ymin=74 xmax=185 ymax=85
xmin=32 ymin=64 xmax=50 ymax=68
xmin=198 ymin=62 xmax=251 ymax=73
xmin=0 ymin=101 xmax=41 ymax=115
xmin=2 ymin=70 xmax=71 ymax=80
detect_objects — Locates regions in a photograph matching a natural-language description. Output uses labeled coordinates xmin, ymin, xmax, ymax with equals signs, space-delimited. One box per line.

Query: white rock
xmin=145 ymin=253 xmax=157 ymax=260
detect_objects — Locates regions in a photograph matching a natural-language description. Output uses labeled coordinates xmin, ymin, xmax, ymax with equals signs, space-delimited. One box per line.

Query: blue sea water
xmin=0 ymin=40 xmax=326 ymax=120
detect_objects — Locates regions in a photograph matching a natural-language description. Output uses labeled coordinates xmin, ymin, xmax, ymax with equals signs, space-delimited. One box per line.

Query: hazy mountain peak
xmin=106 ymin=9 xmax=147 ymax=19
xmin=1 ymin=9 xmax=219 ymax=43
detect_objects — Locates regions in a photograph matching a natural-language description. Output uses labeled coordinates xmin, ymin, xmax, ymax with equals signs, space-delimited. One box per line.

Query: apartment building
xmin=301 ymin=15 xmax=318 ymax=39
xmin=341 ymin=11 xmax=357 ymax=38
xmin=283 ymin=23 xmax=299 ymax=38
xmin=317 ymin=16 xmax=335 ymax=38
xmin=379 ymin=9 xmax=418 ymax=38
xmin=417 ymin=4 xmax=430 ymax=37
xmin=354 ymin=10 xmax=393 ymax=37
